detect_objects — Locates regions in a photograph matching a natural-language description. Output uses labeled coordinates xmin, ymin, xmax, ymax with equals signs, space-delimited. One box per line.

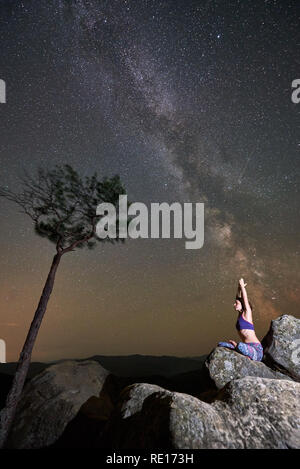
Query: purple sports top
xmin=236 ymin=313 xmax=255 ymax=331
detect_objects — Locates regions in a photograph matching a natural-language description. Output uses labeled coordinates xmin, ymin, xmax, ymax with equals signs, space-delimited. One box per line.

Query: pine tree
xmin=0 ymin=164 xmax=130 ymax=447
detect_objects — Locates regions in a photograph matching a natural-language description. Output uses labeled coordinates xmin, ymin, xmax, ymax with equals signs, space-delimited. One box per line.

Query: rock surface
xmin=5 ymin=314 xmax=300 ymax=449
xmin=262 ymin=314 xmax=300 ymax=381
xmin=100 ymin=377 xmax=300 ymax=449
xmin=8 ymin=360 xmax=110 ymax=449
xmin=205 ymin=346 xmax=291 ymax=390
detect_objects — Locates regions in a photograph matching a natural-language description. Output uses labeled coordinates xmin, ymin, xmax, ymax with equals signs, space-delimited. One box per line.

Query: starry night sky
xmin=0 ymin=0 xmax=299 ymax=362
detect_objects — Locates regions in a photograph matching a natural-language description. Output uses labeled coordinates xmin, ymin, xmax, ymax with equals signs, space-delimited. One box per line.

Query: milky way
xmin=0 ymin=0 xmax=299 ymax=360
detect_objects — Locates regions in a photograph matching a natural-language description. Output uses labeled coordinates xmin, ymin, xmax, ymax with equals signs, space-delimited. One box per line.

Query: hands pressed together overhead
xmin=239 ymin=278 xmax=247 ymax=288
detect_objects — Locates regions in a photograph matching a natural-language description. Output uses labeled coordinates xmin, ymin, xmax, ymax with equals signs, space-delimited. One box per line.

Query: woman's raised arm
xmin=239 ymin=278 xmax=253 ymax=320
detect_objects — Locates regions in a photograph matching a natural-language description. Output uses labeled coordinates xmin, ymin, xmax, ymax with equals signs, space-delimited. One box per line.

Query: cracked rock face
xmin=8 ymin=360 xmax=110 ymax=448
xmin=262 ymin=314 xmax=300 ymax=381
xmin=204 ymin=346 xmax=291 ymax=390
xmin=100 ymin=378 xmax=300 ymax=449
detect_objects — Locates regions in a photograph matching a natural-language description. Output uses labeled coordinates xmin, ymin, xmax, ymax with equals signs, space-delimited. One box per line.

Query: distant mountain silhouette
xmin=0 ymin=354 xmax=207 ymax=379
xmin=85 ymin=354 xmax=207 ymax=377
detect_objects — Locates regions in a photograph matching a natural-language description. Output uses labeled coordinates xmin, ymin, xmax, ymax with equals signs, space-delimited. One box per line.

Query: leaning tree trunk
xmin=0 ymin=252 xmax=62 ymax=448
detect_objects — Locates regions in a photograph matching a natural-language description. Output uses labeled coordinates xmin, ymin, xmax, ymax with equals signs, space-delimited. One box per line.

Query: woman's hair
xmin=235 ymin=296 xmax=254 ymax=313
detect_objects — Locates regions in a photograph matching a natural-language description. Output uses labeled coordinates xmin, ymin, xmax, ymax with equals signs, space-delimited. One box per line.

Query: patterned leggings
xmin=218 ymin=341 xmax=264 ymax=361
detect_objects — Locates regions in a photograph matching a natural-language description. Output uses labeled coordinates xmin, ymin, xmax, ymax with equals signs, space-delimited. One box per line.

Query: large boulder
xmin=8 ymin=360 xmax=110 ymax=448
xmin=262 ymin=314 xmax=300 ymax=381
xmin=100 ymin=377 xmax=300 ymax=449
xmin=205 ymin=346 xmax=291 ymax=389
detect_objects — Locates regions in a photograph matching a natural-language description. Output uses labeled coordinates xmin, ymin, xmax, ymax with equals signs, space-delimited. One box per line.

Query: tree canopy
xmin=0 ymin=164 xmax=129 ymax=253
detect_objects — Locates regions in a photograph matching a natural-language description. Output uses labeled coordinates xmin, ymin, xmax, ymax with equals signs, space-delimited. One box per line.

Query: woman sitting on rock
xmin=218 ymin=278 xmax=264 ymax=361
